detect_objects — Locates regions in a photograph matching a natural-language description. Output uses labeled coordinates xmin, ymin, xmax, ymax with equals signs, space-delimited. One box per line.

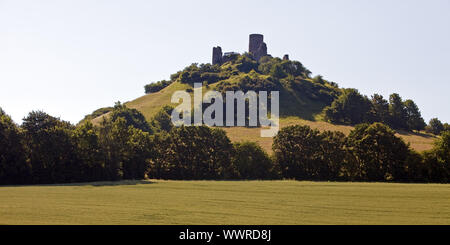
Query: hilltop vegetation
xmin=89 ymin=53 xmax=443 ymax=152
xmin=151 ymin=54 xmax=340 ymax=120
xmin=138 ymin=53 xmax=433 ymax=132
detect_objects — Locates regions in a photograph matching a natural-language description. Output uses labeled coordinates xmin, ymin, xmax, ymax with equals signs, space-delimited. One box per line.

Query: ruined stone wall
xmin=212 ymin=46 xmax=223 ymax=65
xmin=249 ymin=34 xmax=264 ymax=54
xmin=249 ymin=34 xmax=267 ymax=61
xmin=212 ymin=34 xmax=270 ymax=65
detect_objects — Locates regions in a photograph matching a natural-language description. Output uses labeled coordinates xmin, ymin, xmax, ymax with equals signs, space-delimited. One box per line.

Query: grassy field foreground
xmin=1 ymin=180 xmax=449 ymax=225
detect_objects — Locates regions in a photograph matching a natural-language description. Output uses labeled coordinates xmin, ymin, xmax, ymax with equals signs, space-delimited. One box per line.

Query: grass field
xmin=1 ymin=180 xmax=449 ymax=225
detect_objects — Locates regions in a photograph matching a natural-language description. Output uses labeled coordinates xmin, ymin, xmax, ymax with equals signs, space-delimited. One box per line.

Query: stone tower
xmin=212 ymin=46 xmax=223 ymax=65
xmin=249 ymin=34 xmax=267 ymax=61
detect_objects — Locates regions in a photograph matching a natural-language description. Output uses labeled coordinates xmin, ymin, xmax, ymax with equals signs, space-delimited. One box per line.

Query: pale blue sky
xmin=1 ymin=0 xmax=449 ymax=124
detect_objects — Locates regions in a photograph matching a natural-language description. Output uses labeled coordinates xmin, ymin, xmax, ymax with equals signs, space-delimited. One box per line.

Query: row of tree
xmin=324 ymin=90 xmax=419 ymax=129
xmin=1 ymin=105 xmax=153 ymax=184
xmin=274 ymin=124 xmax=449 ymax=182
xmin=0 ymin=104 xmax=266 ymax=184
xmin=1 ymin=105 xmax=449 ymax=185
xmin=323 ymin=89 xmax=448 ymax=134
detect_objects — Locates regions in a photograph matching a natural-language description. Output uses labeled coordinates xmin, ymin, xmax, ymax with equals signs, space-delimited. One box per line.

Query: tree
xmin=149 ymin=126 xmax=234 ymax=180
xmin=273 ymin=125 xmax=346 ymax=180
xmin=346 ymin=123 xmax=411 ymax=181
xmin=22 ymin=111 xmax=78 ymax=183
xmin=0 ymin=109 xmax=31 ymax=184
xmin=421 ymin=132 xmax=449 ymax=183
xmin=402 ymin=150 xmax=427 ymax=183
xmin=273 ymin=125 xmax=321 ymax=180
xmin=403 ymin=99 xmax=426 ymax=131
xmin=370 ymin=94 xmax=390 ymax=124
xmin=123 ymin=127 xmax=153 ymax=180
xmin=144 ymin=80 xmax=172 ymax=94
xmin=97 ymin=117 xmax=129 ymax=181
xmin=72 ymin=121 xmax=106 ymax=182
xmin=269 ymin=64 xmax=287 ymax=78
xmin=444 ymin=123 xmax=450 ymax=132
xmin=425 ymin=118 xmax=444 ymax=135
xmin=324 ymin=88 xmax=372 ymax=125
xmin=389 ymin=93 xmax=408 ymax=129
xmin=150 ymin=105 xmax=174 ymax=132
xmin=110 ymin=102 xmax=152 ymax=133
xmin=318 ymin=130 xmax=348 ymax=180
xmin=444 ymin=123 xmax=450 ymax=131
xmin=232 ymin=141 xmax=276 ymax=180
xmin=147 ymin=132 xmax=171 ymax=179
xmin=434 ymin=131 xmax=450 ymax=165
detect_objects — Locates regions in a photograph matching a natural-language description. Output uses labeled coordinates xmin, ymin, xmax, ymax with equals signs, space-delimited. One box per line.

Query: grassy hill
xmin=1 ymin=180 xmax=449 ymax=225
xmin=92 ymin=81 xmax=436 ymax=153
xmin=92 ymin=82 xmax=190 ymax=125
xmin=91 ymin=54 xmax=436 ymax=152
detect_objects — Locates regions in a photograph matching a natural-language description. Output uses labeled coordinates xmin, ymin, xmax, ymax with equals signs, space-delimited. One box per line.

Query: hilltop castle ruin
xmin=212 ymin=34 xmax=287 ymax=65
xmin=248 ymin=34 xmax=267 ymax=61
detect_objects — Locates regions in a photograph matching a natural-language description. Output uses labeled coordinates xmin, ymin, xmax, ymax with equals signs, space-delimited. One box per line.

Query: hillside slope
xmin=92 ymin=82 xmax=190 ymax=125
xmin=92 ymin=82 xmax=435 ymax=153
xmin=91 ymin=54 xmax=436 ymax=152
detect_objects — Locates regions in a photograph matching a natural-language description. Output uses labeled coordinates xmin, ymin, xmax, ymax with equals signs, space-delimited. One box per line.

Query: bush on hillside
xmin=144 ymin=80 xmax=172 ymax=94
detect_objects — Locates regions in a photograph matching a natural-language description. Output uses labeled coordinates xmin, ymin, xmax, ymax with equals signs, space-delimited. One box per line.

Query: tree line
xmin=274 ymin=123 xmax=449 ymax=182
xmin=0 ymin=104 xmax=449 ymax=185
xmin=323 ymin=89 xmax=449 ymax=135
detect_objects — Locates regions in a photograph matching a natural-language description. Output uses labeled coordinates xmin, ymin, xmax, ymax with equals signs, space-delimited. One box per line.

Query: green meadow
xmin=1 ymin=180 xmax=449 ymax=225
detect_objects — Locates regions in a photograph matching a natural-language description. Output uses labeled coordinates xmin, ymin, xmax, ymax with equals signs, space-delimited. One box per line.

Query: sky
xmin=1 ymin=0 xmax=449 ymax=124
